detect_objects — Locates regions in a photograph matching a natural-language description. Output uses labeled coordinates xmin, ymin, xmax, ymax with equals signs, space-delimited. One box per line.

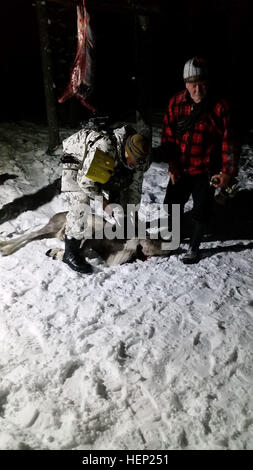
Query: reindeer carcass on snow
xmin=0 ymin=212 xmax=170 ymax=268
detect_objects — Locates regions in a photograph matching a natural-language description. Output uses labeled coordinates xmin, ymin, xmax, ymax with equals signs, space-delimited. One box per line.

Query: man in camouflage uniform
xmin=61 ymin=125 xmax=150 ymax=273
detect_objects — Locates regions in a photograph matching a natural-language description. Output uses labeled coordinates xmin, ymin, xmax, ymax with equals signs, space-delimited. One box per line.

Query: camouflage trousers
xmin=65 ymin=192 xmax=92 ymax=240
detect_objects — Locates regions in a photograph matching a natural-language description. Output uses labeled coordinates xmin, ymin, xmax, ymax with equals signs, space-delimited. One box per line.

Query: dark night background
xmin=1 ymin=0 xmax=252 ymax=138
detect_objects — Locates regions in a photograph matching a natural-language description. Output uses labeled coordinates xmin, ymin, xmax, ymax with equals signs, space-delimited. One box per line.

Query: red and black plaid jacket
xmin=161 ymin=90 xmax=239 ymax=177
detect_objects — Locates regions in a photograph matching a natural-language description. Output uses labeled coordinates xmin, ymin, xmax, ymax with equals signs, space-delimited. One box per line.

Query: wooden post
xmin=36 ymin=0 xmax=60 ymax=153
xmin=135 ymin=10 xmax=152 ymax=141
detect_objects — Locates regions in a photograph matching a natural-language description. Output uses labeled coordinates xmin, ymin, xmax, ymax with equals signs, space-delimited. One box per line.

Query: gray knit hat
xmin=183 ymin=57 xmax=208 ymax=82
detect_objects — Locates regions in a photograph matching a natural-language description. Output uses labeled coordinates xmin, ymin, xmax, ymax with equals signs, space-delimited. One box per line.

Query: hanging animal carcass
xmin=58 ymin=0 xmax=96 ymax=113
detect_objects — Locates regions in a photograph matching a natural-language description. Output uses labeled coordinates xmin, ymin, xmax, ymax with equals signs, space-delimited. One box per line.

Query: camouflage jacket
xmin=62 ymin=126 xmax=148 ymax=210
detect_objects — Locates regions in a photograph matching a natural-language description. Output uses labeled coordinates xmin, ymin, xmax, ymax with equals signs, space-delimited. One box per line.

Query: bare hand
xmin=211 ymin=173 xmax=231 ymax=189
xmin=169 ymin=172 xmax=180 ymax=185
xmin=103 ymin=199 xmax=114 ymax=216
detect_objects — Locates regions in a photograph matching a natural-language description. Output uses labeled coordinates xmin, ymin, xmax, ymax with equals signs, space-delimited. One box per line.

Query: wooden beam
xmin=36 ymin=0 xmax=60 ymax=152
xmin=135 ymin=11 xmax=153 ymax=139
xmin=46 ymin=0 xmax=78 ymax=6
xmin=45 ymin=0 xmax=160 ymax=14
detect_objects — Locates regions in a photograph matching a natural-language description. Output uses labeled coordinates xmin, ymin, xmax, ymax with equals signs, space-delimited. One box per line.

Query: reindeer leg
xmin=0 ymin=212 xmax=67 ymax=256
xmin=0 ymin=231 xmax=44 ymax=255
xmin=45 ymin=247 xmax=64 ymax=260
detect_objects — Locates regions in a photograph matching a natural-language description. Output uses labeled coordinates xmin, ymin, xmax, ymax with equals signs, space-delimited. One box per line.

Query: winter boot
xmin=63 ymin=236 xmax=93 ymax=274
xmin=182 ymin=246 xmax=200 ymax=264
xmin=182 ymin=221 xmax=205 ymax=265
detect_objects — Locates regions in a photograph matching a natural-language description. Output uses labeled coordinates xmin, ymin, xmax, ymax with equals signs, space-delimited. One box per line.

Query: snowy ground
xmin=0 ymin=121 xmax=253 ymax=450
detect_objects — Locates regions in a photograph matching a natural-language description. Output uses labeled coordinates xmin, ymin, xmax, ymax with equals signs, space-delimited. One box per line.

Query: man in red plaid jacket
xmin=161 ymin=57 xmax=240 ymax=264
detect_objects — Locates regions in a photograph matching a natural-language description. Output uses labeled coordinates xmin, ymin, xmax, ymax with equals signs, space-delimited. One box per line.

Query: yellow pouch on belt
xmin=85 ymin=148 xmax=115 ymax=184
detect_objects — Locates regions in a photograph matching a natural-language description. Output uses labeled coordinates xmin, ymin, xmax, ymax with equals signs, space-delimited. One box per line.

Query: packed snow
xmin=0 ymin=121 xmax=253 ymax=450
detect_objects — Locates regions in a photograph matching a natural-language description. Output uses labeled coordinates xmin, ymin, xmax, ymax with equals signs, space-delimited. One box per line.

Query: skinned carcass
xmin=58 ymin=0 xmax=96 ymax=113
xmin=0 ymin=212 xmax=171 ymax=267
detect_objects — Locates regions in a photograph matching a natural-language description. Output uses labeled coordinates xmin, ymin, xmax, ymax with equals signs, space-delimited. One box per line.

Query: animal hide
xmin=58 ymin=0 xmax=96 ymax=113
xmin=0 ymin=212 xmax=171 ymax=267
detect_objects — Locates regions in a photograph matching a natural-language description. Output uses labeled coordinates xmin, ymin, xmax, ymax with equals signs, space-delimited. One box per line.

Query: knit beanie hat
xmin=183 ymin=57 xmax=208 ymax=82
xmin=125 ymin=134 xmax=150 ymax=163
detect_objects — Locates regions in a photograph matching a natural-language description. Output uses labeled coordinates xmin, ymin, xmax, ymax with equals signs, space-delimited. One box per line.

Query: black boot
xmin=182 ymin=221 xmax=205 ymax=265
xmin=63 ymin=236 xmax=93 ymax=274
xmin=182 ymin=246 xmax=200 ymax=264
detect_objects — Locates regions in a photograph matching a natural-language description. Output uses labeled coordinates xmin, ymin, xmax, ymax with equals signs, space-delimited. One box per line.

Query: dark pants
xmin=164 ymin=174 xmax=215 ymax=249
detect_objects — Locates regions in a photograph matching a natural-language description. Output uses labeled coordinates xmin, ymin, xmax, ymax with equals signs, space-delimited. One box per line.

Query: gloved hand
xmin=60 ymin=154 xmax=79 ymax=164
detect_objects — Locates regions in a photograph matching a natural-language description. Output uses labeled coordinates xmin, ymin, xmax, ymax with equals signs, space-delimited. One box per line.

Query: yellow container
xmin=85 ymin=148 xmax=115 ymax=184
